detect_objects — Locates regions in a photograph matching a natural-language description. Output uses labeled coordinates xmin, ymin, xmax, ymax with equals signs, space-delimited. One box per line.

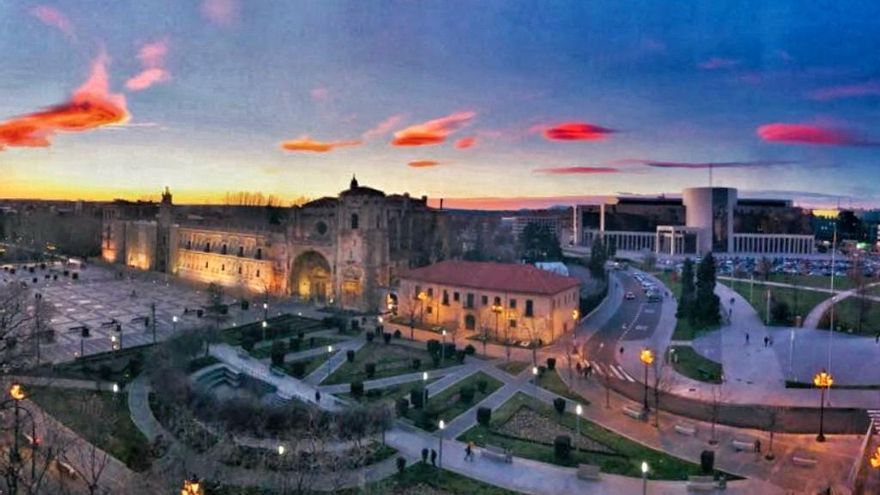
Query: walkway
xmin=802 ymin=281 xmax=880 ymax=329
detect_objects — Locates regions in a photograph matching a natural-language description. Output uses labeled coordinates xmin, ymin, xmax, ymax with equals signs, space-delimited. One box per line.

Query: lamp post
xmin=437 ymin=419 xmax=445 ymax=469
xmin=181 ymin=476 xmax=204 ymax=495
xmin=417 ymin=291 xmax=428 ymax=326
xmin=575 ymin=404 xmax=583 ymax=450
xmin=422 ymin=371 xmax=429 ymax=406
xmin=532 ymin=365 xmax=539 ymax=386
xmin=441 ymin=329 xmax=447 ymax=362
xmin=814 ymin=369 xmax=833 ymax=442
xmin=640 ymin=348 xmax=654 ymax=416
xmin=261 ymin=320 xmax=268 ymax=341
xmin=151 ymin=302 xmax=157 ymax=344
xmin=641 ymin=461 xmax=649 ymax=495
xmin=173 ymin=315 xmax=179 ymax=334
xmin=277 ymin=445 xmax=285 ymax=456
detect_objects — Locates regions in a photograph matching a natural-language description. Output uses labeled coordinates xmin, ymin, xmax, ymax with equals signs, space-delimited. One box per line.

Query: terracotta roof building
xmin=395 ymin=260 xmax=581 ymax=345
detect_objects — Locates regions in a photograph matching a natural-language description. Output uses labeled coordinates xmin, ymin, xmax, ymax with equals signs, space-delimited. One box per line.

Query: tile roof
xmin=400 ymin=260 xmax=580 ymax=296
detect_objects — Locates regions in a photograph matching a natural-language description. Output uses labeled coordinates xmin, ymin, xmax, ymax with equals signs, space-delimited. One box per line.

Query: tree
xmin=588 ymin=238 xmax=609 ymax=280
xmin=693 ymin=254 xmax=721 ymax=328
xmin=518 ymin=223 xmax=563 ymax=263
xmin=0 ymin=283 xmax=39 ymax=369
xmin=651 ymin=358 xmax=678 ymax=428
xmin=677 ymin=258 xmax=695 ymax=320
xmin=756 ymin=257 xmax=772 ymax=281
xmin=770 ymin=298 xmax=791 ymax=326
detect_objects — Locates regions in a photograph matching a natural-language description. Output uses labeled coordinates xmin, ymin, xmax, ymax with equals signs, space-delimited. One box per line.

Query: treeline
xmin=676 ymin=254 xmax=721 ymax=329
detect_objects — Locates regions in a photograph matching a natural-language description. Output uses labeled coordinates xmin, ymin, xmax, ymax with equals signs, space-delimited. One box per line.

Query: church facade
xmin=101 ymin=178 xmax=440 ymax=312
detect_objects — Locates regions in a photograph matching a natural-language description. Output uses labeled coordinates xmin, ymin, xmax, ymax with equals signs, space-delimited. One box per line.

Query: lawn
xmin=727 ymin=279 xmax=828 ymax=326
xmin=537 ymin=368 xmax=588 ymax=403
xmin=408 ymin=372 xmax=503 ymax=431
xmin=816 ymin=296 xmax=880 ymax=336
xmin=497 ymin=361 xmax=530 ymax=376
xmin=765 ymin=273 xmax=856 ymax=291
xmin=458 ymin=393 xmax=708 ymax=480
xmin=23 ymin=347 xmax=148 ymax=384
xmin=322 ymin=341 xmax=461 ymax=385
xmin=669 ymin=345 xmax=722 ymax=384
xmin=279 ymin=352 xmax=331 ymax=378
xmin=338 ymin=377 xmax=441 ymax=405
xmin=250 ymin=335 xmax=338 ymax=359
xmin=217 ymin=314 xmax=326 ymax=346
xmin=28 ymin=386 xmax=152 ymax=471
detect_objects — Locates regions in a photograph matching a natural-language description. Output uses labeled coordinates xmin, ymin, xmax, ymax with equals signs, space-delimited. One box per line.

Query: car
xmin=624 ymin=292 xmax=636 ymax=300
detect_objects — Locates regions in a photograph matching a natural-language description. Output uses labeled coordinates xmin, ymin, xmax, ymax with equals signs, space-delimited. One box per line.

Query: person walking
xmin=754 ymin=439 xmax=762 ymax=461
xmin=745 ymin=332 xmax=750 ymax=345
xmin=465 ymin=441 xmax=475 ymax=461
xmin=315 ymin=390 xmax=321 ymax=403
xmin=430 ymin=449 xmax=437 ymax=466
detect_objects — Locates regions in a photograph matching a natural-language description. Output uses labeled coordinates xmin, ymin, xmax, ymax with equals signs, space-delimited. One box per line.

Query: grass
xmin=458 ymin=393 xmax=709 ymax=480
xmin=322 ymin=341 xmax=460 ymax=385
xmin=537 ymin=368 xmax=588 ymax=403
xmin=338 ymin=377 xmax=441 ymax=405
xmin=765 ymin=273 xmax=856 ymax=291
xmin=497 ymin=361 xmax=530 ymax=376
xmin=249 ymin=336 xmax=338 ymax=359
xmin=217 ymin=314 xmax=326 ymax=346
xmin=23 ymin=347 xmax=148 ymax=384
xmin=28 ymin=386 xmax=152 ymax=471
xmin=279 ymin=352 xmax=331 ymax=378
xmin=727 ymin=279 xmax=828 ymax=326
xmin=409 ymin=371 xmax=503 ymax=431
xmin=669 ymin=345 xmax=723 ymax=384
xmin=817 ymin=296 xmax=880 ymax=336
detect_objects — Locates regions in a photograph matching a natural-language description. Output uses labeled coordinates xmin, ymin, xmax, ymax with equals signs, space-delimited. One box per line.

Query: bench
xmin=686 ymin=475 xmax=717 ymax=492
xmin=675 ymin=423 xmax=697 ymax=436
xmin=576 ymin=463 xmax=601 ymax=480
xmin=792 ymin=456 xmax=817 ymax=468
xmin=731 ymin=438 xmax=754 ymax=452
xmin=623 ymin=406 xmax=644 ymax=420
xmin=481 ymin=445 xmax=512 ymax=463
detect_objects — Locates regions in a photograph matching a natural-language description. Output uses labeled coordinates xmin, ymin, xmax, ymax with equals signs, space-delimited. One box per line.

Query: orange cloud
xmin=362 ymin=114 xmax=405 ymax=140
xmin=201 ymin=0 xmax=239 ymax=27
xmin=455 ymin=136 xmax=476 ymax=149
xmin=29 ymin=5 xmax=74 ymax=38
xmin=756 ymin=123 xmax=874 ymax=146
xmin=542 ymin=122 xmax=614 ymax=141
xmin=0 ymin=52 xmax=129 ymax=151
xmin=280 ymin=137 xmax=362 ymax=153
xmin=391 ymin=111 xmax=475 ymax=146
xmin=408 ymin=160 xmax=441 ymax=168
xmin=126 ymin=39 xmax=171 ymax=92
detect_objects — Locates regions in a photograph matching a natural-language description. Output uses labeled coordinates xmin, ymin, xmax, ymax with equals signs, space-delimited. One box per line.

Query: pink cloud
xmin=29 ymin=5 xmax=74 ymax=38
xmin=280 ymin=136 xmax=362 ymax=153
xmin=757 ymin=123 xmax=874 ymax=146
xmin=698 ymin=57 xmax=739 ymax=70
xmin=391 ymin=111 xmax=475 ymax=146
xmin=310 ymin=87 xmax=329 ymax=101
xmin=541 ymin=122 xmax=615 ymax=141
xmin=137 ymin=39 xmax=169 ymax=68
xmin=534 ymin=166 xmax=619 ymax=174
xmin=125 ymin=39 xmax=171 ymax=92
xmin=125 ymin=68 xmax=171 ymax=91
xmin=201 ymin=0 xmax=239 ymax=27
xmin=806 ymin=81 xmax=880 ymax=101
xmin=362 ymin=114 xmax=405 ymax=140
xmin=455 ymin=136 xmax=476 ymax=149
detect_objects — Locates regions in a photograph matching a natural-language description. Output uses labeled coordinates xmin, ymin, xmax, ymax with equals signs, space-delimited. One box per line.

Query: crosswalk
xmin=867 ymin=410 xmax=880 ymax=433
xmin=582 ymin=360 xmax=637 ymax=382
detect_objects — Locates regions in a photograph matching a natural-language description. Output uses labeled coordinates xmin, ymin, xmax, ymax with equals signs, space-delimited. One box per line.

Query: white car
xmin=624 ymin=292 xmax=636 ymax=300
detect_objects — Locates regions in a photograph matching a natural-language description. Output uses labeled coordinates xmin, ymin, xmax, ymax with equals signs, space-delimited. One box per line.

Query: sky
xmin=0 ymin=0 xmax=879 ymax=209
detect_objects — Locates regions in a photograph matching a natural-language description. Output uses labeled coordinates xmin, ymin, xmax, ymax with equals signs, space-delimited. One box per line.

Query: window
xmin=415 ymin=285 xmax=421 ymax=298
xmin=255 ymin=269 xmax=260 ymax=278
xmin=510 ymin=299 xmax=517 ymax=309
xmin=466 ymin=293 xmax=474 ymax=309
xmin=221 ymin=244 xmax=227 ymax=255
xmin=427 ymin=288 xmax=433 ymax=298
xmin=442 ymin=290 xmax=449 ymax=305
xmin=238 ymin=266 xmax=242 ymax=274
xmin=453 ymin=292 xmax=460 ymax=302
xmin=509 ymin=319 xmax=517 ymax=328
xmin=493 ymin=296 xmax=501 ymax=306
xmin=204 ymin=261 xmax=209 ymax=268
xmin=221 ymin=264 xmax=225 ymax=271
xmin=186 ymin=240 xmax=192 ymax=249
xmin=238 ymin=246 xmax=244 ymax=257
xmin=426 ymin=306 xmax=433 ymax=314
xmin=351 ymin=213 xmax=359 ymax=229
xmin=481 ymin=295 xmax=488 ymax=305
xmin=525 ymin=299 xmax=534 ymax=317
xmin=255 ymin=248 xmax=262 ymax=260
xmin=204 ymin=242 xmax=211 ymax=253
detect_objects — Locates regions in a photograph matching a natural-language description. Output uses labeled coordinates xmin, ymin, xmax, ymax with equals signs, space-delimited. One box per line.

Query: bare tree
xmin=522 ymin=316 xmax=546 ymax=365
xmin=0 ymin=283 xmax=37 ymax=369
xmin=764 ymin=409 xmax=778 ymax=461
xmin=650 ymin=357 xmax=679 ymax=428
xmin=708 ymin=382 xmax=729 ymax=445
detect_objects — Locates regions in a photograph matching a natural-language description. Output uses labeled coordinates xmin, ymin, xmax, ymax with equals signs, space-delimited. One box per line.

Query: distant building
xmin=509 ymin=209 xmax=572 ymax=244
xmin=573 ymin=187 xmax=815 ymax=256
xmin=397 ymin=260 xmax=580 ymax=343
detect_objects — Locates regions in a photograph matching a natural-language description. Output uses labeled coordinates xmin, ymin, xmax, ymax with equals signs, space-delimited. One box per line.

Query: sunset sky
xmin=1 ymin=1 xmax=879 ymax=209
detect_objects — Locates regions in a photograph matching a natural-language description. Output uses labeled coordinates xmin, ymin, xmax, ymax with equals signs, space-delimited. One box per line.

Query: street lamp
xmin=869 ymin=446 xmax=880 ymax=468
xmin=532 ymin=365 xmax=539 ymax=386
xmin=641 ymin=461 xmax=649 ymax=495
xmin=262 ymin=320 xmax=268 ymax=341
xmin=112 ymin=383 xmax=119 ymax=394
xmin=437 ymin=419 xmax=445 ymax=469
xmin=327 ymin=345 xmax=333 ymax=354
xmin=441 ymin=329 xmax=447 ymax=362
xmin=173 ymin=315 xmax=179 ymax=333
xmin=422 ymin=371 xmax=429 ymax=406
xmin=417 ymin=291 xmax=428 ymax=326
xmin=575 ymin=404 xmax=583 ymax=450
xmin=181 ymin=476 xmax=203 ymax=495
xmin=814 ymin=369 xmax=833 ymax=442
xmin=277 ymin=445 xmax=285 ymax=456
xmin=491 ymin=303 xmax=503 ymax=345
xmin=110 ymin=334 xmax=119 ymax=351
xmin=640 ymin=348 xmax=654 ymax=415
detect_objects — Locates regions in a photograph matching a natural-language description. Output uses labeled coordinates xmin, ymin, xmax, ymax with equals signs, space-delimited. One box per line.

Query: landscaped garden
xmin=726 ymin=278 xmax=827 ymax=326
xmin=402 ymin=372 xmax=503 ymax=431
xmin=217 ymin=314 xmax=328 ymax=347
xmin=322 ymin=340 xmax=467 ymax=385
xmin=668 ymin=345 xmax=723 ymax=384
xmin=497 ymin=360 xmax=530 ymax=376
xmin=458 ymin=393 xmax=709 ymax=480
xmin=536 ymin=364 xmax=587 ymax=403
xmin=29 ymin=386 xmax=153 ymax=471
xmin=816 ymin=296 xmax=880 ymax=336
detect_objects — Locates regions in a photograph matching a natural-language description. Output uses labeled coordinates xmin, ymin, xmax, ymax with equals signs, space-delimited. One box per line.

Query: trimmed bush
xmin=411 ymin=358 xmax=421 ymax=370
xmin=241 ymin=334 xmax=258 ymax=352
xmin=366 ymin=332 xmax=375 ymax=342
xmin=393 ymin=329 xmax=402 ymax=339
xmin=365 ymin=362 xmax=377 ymax=378
xmin=383 ymin=332 xmax=392 ymax=344
xmin=476 ymin=406 xmax=491 ymax=426
xmin=289 ymin=361 xmax=306 ymax=378
xmin=346 ymin=349 xmax=356 ymax=363
xmin=554 ymin=435 xmax=572 ymax=461
xmin=700 ymin=450 xmax=715 ymax=474
xmin=455 ymin=349 xmax=466 ymax=363
xmin=350 ymin=381 xmax=364 ymax=398
xmin=270 ymin=340 xmax=287 ymax=366
xmin=288 ymin=338 xmax=301 ymax=352
xmin=476 ymin=379 xmax=488 ymax=394
xmin=396 ymin=456 xmax=406 ymax=473
xmin=459 ymin=385 xmax=475 ymax=404
xmin=546 ymin=357 xmax=557 ymax=370
xmin=442 ymin=342 xmax=456 ymax=358
xmin=426 ymin=339 xmax=441 ymax=357
xmin=421 ymin=448 xmax=429 ymax=463
xmin=553 ymin=397 xmax=566 ymax=415
xmin=410 ymin=389 xmax=425 ymax=409
xmin=464 ymin=344 xmax=476 ymax=355
xmin=396 ymin=397 xmax=409 ymax=417
xmin=366 ymin=389 xmax=382 ymax=399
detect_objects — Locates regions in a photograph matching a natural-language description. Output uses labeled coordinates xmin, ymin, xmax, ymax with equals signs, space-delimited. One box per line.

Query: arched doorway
xmin=464 ymin=314 xmax=476 ymax=330
xmin=291 ymin=251 xmax=332 ymax=303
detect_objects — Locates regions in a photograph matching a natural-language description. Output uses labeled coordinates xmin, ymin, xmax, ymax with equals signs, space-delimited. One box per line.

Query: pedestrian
xmin=315 ymin=390 xmax=321 ymax=403
xmin=575 ymin=361 xmax=582 ymax=376
xmin=430 ymin=449 xmax=437 ymax=466
xmin=763 ymin=336 xmax=768 ymax=348
xmin=754 ymin=439 xmax=762 ymax=460
xmin=619 ymin=346 xmax=624 ymax=355
xmin=587 ymin=363 xmax=593 ymax=377
xmin=745 ymin=333 xmax=750 ymax=345
xmin=465 ymin=441 xmax=474 ymax=461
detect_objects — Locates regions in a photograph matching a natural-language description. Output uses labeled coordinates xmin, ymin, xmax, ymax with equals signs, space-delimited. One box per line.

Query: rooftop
xmin=401 ymin=260 xmax=579 ymax=295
